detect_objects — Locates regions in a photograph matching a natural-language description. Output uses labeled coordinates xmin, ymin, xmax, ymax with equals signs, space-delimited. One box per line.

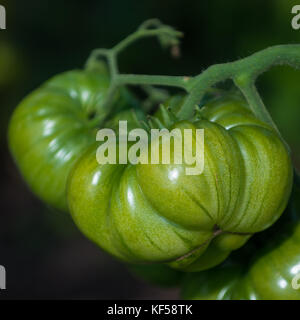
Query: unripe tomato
xmin=67 ymin=94 xmax=293 ymax=271
xmin=8 ymin=69 xmax=142 ymax=212
xmin=181 ymin=221 xmax=300 ymax=300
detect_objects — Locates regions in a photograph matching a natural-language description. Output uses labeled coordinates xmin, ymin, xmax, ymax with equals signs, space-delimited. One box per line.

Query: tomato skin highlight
xmin=8 ymin=69 xmax=142 ymax=212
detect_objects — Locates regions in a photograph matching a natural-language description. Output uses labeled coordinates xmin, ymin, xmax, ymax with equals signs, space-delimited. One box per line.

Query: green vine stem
xmin=84 ymin=19 xmax=300 ymax=193
xmin=182 ymin=45 xmax=300 ymax=128
xmin=85 ymin=19 xmax=184 ymax=125
xmin=86 ymin=20 xmax=300 ymax=148
xmin=86 ymin=21 xmax=300 ymax=132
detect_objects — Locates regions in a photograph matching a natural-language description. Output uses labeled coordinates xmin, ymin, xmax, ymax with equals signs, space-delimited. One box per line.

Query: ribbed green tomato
xmin=8 ymin=69 xmax=142 ymax=212
xmin=67 ymin=94 xmax=293 ymax=271
xmin=181 ymin=221 xmax=300 ymax=300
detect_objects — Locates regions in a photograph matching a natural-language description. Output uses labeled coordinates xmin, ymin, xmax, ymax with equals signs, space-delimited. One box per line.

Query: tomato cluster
xmin=8 ymin=64 xmax=298 ymax=299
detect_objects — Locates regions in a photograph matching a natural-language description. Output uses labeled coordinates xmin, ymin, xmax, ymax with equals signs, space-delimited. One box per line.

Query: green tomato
xmin=67 ymin=94 xmax=293 ymax=271
xmin=181 ymin=263 xmax=242 ymax=300
xmin=8 ymin=69 xmax=141 ymax=212
xmin=181 ymin=221 xmax=300 ymax=300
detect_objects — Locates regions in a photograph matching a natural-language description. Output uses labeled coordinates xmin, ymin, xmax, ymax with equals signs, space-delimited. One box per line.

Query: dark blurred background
xmin=1 ymin=0 xmax=300 ymax=299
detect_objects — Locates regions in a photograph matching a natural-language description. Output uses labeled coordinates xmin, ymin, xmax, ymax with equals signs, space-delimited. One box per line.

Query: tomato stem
xmin=234 ymin=81 xmax=280 ymax=134
xmin=85 ymin=19 xmax=189 ymax=122
xmin=87 ymin=20 xmax=300 ymax=140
